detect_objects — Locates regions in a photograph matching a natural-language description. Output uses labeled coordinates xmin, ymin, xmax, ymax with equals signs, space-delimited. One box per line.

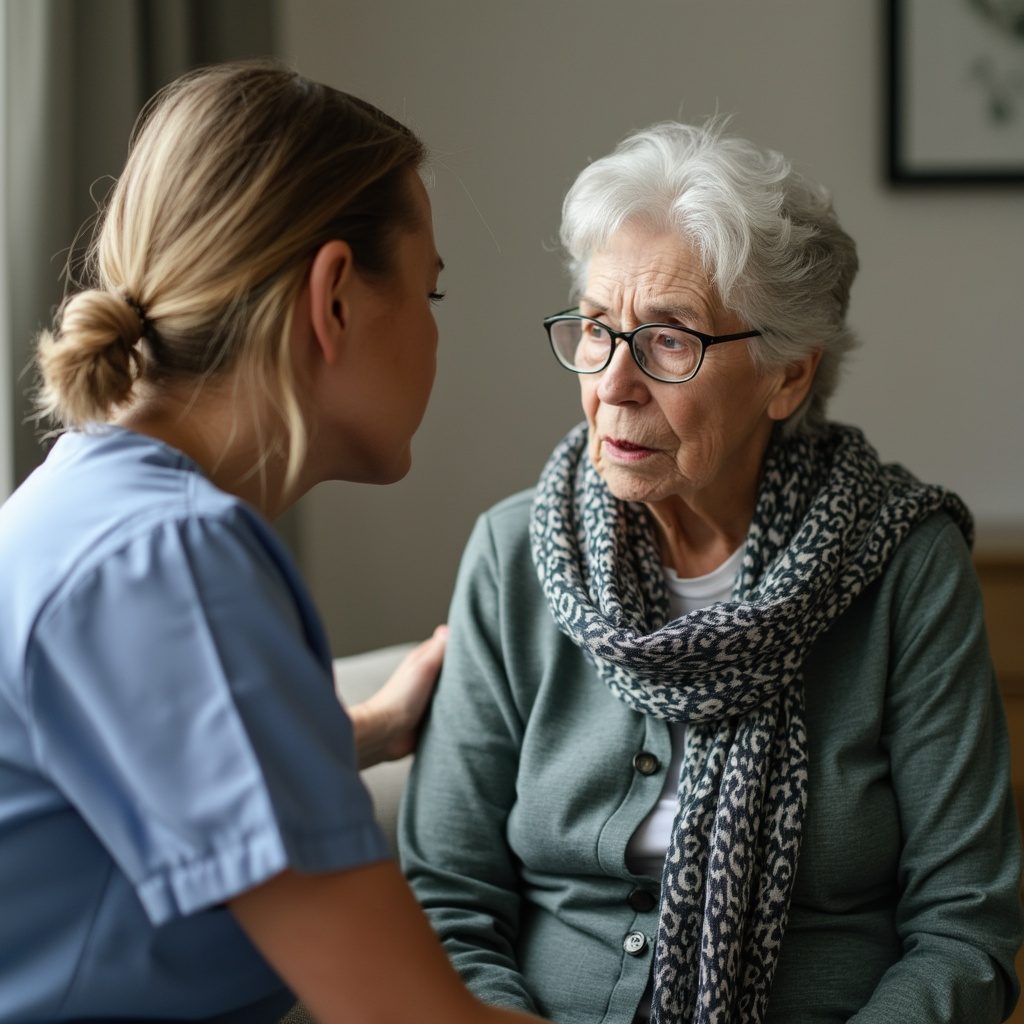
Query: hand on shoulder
xmin=349 ymin=625 xmax=448 ymax=768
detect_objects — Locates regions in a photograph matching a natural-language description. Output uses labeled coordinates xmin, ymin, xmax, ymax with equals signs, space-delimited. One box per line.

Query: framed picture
xmin=888 ymin=0 xmax=1024 ymax=184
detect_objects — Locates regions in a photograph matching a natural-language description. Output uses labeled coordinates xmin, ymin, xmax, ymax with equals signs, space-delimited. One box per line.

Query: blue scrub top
xmin=0 ymin=427 xmax=389 ymax=1022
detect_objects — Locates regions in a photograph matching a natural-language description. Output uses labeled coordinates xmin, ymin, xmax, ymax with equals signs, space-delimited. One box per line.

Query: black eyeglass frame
xmin=542 ymin=307 xmax=763 ymax=384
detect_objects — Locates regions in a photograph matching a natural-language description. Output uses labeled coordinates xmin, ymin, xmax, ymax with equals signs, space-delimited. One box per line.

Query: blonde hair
xmin=36 ymin=60 xmax=426 ymax=488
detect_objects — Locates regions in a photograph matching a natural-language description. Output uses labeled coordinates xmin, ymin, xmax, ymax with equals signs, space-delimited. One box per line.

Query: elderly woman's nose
xmin=596 ymin=340 xmax=648 ymax=404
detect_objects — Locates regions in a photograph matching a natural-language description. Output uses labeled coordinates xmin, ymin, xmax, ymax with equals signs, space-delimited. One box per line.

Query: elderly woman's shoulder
xmin=461 ymin=488 xmax=535 ymax=565
xmin=482 ymin=488 xmax=535 ymax=528
xmin=879 ymin=508 xmax=980 ymax=614
xmin=897 ymin=508 xmax=973 ymax=571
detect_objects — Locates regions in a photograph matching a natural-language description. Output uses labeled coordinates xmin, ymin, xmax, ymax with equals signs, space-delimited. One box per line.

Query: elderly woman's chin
xmin=587 ymin=438 xmax=677 ymax=505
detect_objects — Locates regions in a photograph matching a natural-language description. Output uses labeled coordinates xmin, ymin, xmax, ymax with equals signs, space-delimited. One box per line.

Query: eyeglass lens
xmin=549 ymin=319 xmax=702 ymax=381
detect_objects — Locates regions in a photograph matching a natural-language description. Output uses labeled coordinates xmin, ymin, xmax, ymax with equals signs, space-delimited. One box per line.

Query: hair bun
xmin=36 ymin=289 xmax=147 ymax=425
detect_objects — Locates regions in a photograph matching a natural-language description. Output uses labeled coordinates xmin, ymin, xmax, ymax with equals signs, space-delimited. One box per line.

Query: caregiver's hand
xmin=348 ymin=625 xmax=448 ymax=769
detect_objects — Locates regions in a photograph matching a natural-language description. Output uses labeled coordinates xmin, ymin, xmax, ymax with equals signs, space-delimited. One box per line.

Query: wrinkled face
xmin=578 ymin=223 xmax=786 ymax=511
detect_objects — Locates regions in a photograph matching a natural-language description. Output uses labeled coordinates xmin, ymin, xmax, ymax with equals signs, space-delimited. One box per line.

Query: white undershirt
xmin=626 ymin=545 xmax=744 ymax=1024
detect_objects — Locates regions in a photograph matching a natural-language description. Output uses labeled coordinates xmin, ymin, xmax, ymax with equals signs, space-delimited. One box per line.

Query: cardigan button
xmin=627 ymin=888 xmax=658 ymax=913
xmin=623 ymin=931 xmax=649 ymax=956
xmin=633 ymin=751 xmax=660 ymax=776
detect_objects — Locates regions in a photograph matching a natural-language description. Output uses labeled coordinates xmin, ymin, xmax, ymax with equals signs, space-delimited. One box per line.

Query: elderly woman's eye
xmin=654 ymin=330 xmax=685 ymax=350
xmin=640 ymin=327 xmax=700 ymax=377
xmin=583 ymin=320 xmax=609 ymax=340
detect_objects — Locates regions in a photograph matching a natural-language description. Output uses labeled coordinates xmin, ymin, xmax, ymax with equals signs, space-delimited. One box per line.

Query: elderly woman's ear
xmin=767 ymin=348 xmax=823 ymax=423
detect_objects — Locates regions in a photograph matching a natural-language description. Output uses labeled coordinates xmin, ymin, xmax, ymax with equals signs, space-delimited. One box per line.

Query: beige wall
xmin=280 ymin=0 xmax=1024 ymax=655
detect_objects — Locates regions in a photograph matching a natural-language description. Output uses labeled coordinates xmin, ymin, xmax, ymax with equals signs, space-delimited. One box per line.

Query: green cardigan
xmin=399 ymin=491 xmax=1023 ymax=1024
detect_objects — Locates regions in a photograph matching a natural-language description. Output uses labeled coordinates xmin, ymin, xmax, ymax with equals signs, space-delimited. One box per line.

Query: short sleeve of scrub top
xmin=24 ymin=506 xmax=388 ymax=927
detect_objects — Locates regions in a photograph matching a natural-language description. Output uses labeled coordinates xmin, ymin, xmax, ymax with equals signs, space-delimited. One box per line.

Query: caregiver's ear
xmin=308 ymin=240 xmax=357 ymax=365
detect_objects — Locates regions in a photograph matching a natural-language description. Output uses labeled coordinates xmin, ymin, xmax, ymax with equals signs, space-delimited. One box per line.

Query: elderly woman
xmin=399 ymin=121 xmax=1023 ymax=1024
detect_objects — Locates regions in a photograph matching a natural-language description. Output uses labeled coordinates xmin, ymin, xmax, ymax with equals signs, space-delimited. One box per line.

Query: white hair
xmin=559 ymin=119 xmax=859 ymax=434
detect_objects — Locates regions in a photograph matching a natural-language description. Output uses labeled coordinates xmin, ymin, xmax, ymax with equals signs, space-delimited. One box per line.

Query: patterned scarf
xmin=529 ymin=421 xmax=972 ymax=1024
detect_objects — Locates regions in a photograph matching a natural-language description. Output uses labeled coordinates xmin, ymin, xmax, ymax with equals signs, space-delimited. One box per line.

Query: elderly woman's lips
xmin=603 ymin=437 xmax=655 ymax=461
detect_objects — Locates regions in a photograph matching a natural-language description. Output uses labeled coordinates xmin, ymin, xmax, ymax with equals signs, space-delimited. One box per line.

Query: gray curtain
xmin=0 ymin=3 xmax=11 ymax=496
xmin=1 ymin=0 xmax=276 ymax=492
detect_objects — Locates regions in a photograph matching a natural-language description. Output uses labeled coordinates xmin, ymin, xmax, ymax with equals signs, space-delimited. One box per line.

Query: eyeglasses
xmin=543 ymin=308 xmax=762 ymax=384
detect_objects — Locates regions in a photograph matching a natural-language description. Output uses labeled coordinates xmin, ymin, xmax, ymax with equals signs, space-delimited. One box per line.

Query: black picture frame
xmin=888 ymin=0 xmax=1024 ymax=185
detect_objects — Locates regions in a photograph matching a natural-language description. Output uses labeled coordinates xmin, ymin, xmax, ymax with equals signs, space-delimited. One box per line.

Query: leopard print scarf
xmin=529 ymin=421 xmax=972 ymax=1024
